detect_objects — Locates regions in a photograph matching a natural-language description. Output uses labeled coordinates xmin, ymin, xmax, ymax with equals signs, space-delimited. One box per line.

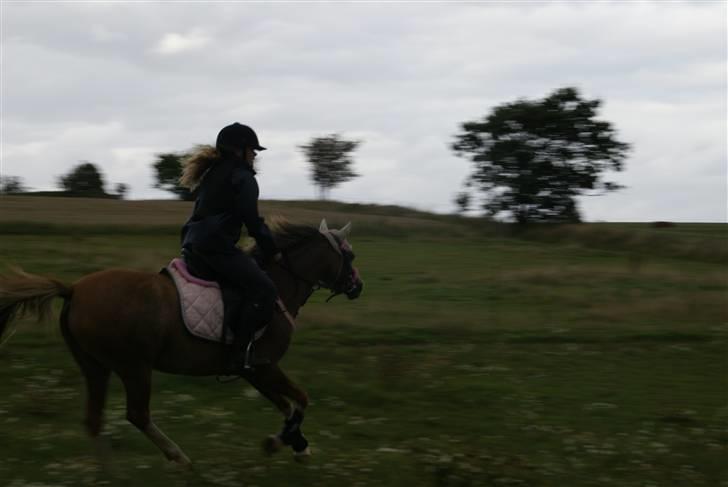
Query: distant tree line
xmin=2 ymin=162 xmax=129 ymax=199
xmin=6 ymin=85 xmax=629 ymax=225
xmin=0 ymin=176 xmax=26 ymax=194
xmin=149 ymin=87 xmax=631 ymax=225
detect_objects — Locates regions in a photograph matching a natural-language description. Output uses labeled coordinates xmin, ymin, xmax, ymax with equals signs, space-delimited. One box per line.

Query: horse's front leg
xmin=246 ymin=364 xmax=311 ymax=459
xmin=275 ymin=407 xmax=310 ymax=459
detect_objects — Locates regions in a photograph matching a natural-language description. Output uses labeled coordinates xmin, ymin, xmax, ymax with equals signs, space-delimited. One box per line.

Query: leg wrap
xmin=279 ymin=409 xmax=309 ymax=453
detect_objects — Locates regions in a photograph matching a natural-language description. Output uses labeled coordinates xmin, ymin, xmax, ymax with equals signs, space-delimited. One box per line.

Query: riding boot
xmin=228 ymin=322 xmax=252 ymax=373
xmin=242 ymin=302 xmax=267 ymax=371
xmin=228 ymin=301 xmax=259 ymax=373
xmin=221 ymin=290 xmax=248 ymax=373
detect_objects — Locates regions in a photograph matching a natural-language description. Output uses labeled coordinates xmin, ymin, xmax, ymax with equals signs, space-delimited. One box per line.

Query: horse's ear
xmin=340 ymin=222 xmax=352 ymax=239
xmin=319 ymin=219 xmax=329 ymax=233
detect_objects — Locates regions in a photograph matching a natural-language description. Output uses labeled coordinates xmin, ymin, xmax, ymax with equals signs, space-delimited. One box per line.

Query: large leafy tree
xmin=57 ymin=162 xmax=107 ymax=197
xmin=299 ymin=134 xmax=360 ymax=200
xmin=152 ymin=152 xmax=193 ymax=201
xmin=452 ymin=87 xmax=629 ymax=223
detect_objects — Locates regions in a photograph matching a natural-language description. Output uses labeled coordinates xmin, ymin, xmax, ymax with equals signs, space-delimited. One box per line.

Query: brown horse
xmin=0 ymin=219 xmax=363 ymax=465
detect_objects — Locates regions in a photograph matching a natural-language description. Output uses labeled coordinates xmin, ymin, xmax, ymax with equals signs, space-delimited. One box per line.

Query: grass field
xmin=0 ymin=196 xmax=726 ymax=486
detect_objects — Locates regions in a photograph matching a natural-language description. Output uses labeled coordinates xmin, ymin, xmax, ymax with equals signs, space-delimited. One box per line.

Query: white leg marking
xmin=144 ymin=422 xmax=192 ymax=465
xmin=293 ymin=446 xmax=312 ymax=462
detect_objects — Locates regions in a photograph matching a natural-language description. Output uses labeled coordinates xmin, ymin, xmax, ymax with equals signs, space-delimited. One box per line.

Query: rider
xmin=178 ymin=122 xmax=281 ymax=372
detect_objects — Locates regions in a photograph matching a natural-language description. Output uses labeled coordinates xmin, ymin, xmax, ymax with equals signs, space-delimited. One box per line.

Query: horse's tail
xmin=0 ymin=267 xmax=72 ymax=342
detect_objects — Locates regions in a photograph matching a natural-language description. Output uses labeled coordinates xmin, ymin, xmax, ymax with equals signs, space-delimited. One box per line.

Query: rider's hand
xmin=273 ymin=252 xmax=283 ymax=263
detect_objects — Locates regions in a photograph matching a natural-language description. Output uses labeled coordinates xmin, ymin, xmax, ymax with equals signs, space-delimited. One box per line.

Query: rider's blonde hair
xmin=178 ymin=145 xmax=220 ymax=191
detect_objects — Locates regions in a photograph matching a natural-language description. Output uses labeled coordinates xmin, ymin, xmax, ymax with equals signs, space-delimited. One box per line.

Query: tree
xmin=299 ymin=134 xmax=360 ymax=200
xmin=452 ymin=87 xmax=629 ymax=224
xmin=0 ymin=175 xmax=26 ymax=194
xmin=153 ymin=152 xmax=193 ymax=201
xmin=58 ymin=162 xmax=106 ymax=197
xmin=115 ymin=183 xmax=129 ymax=200
xmin=454 ymin=192 xmax=471 ymax=214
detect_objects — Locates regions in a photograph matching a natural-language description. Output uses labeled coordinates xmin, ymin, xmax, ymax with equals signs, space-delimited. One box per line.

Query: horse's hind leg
xmin=117 ymin=365 xmax=192 ymax=466
xmin=80 ymin=360 xmax=111 ymax=438
xmin=60 ymin=319 xmax=116 ymax=478
xmin=79 ymin=363 xmax=116 ymax=475
xmin=60 ymin=317 xmax=111 ymax=439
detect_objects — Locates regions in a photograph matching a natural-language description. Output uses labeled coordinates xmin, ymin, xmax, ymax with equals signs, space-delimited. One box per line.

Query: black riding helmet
xmin=216 ymin=123 xmax=267 ymax=152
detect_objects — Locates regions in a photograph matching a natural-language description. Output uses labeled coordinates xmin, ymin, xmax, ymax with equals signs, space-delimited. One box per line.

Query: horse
xmin=0 ymin=219 xmax=363 ymax=465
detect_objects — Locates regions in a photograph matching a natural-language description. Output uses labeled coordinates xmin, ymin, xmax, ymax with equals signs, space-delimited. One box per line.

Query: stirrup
xmin=243 ymin=340 xmax=255 ymax=370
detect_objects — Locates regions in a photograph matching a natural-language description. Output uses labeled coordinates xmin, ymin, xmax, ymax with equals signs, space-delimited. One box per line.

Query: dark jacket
xmin=181 ymin=157 xmax=278 ymax=257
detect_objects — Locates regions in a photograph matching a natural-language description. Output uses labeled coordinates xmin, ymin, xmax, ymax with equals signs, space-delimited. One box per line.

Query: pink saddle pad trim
xmin=166 ymin=258 xmax=281 ymax=345
xmin=167 ymin=259 xmax=229 ymax=344
xmin=171 ymin=258 xmax=220 ymax=288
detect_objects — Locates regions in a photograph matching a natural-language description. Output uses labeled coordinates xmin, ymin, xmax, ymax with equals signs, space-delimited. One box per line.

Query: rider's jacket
xmin=180 ymin=157 xmax=278 ymax=258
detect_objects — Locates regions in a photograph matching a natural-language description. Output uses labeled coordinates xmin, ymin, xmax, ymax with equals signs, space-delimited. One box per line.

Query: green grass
xmin=0 ymin=201 xmax=726 ymax=486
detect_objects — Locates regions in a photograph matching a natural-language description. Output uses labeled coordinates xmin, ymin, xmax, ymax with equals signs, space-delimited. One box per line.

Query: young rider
xmin=178 ymin=122 xmax=281 ymax=372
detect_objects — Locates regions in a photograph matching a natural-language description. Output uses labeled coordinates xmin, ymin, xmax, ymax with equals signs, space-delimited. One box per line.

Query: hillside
xmin=1 ymin=195 xmax=725 ymax=262
xmin=0 ymin=195 xmax=470 ymax=236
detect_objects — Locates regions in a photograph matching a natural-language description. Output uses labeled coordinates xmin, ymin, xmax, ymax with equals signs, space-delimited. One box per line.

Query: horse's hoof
xmin=164 ymin=447 xmax=193 ymax=467
xmin=262 ymin=435 xmax=284 ymax=456
xmin=293 ymin=446 xmax=312 ymax=463
xmin=173 ymin=453 xmax=193 ymax=468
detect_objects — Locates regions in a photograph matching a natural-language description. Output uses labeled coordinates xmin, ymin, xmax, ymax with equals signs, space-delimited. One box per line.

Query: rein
xmin=0 ymin=324 xmax=18 ymax=349
xmin=275 ymin=298 xmax=297 ymax=331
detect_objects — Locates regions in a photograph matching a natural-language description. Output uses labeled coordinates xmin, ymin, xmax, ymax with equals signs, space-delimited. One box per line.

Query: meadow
xmin=0 ymin=196 xmax=726 ymax=487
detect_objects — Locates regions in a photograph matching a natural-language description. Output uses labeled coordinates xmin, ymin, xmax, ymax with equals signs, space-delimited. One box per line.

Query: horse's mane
xmin=246 ymin=218 xmax=320 ymax=255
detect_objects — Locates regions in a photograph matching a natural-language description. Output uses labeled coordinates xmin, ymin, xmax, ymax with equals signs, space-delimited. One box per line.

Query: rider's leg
xmin=235 ymin=263 xmax=277 ymax=369
xmin=221 ymin=287 xmax=246 ymax=366
xmin=190 ymin=249 xmax=277 ymax=370
xmin=183 ymin=247 xmax=246 ymax=364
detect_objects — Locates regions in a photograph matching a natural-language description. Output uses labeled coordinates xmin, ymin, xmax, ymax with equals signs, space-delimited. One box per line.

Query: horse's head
xmin=272 ymin=219 xmax=363 ymax=302
xmin=317 ymin=219 xmax=363 ymax=300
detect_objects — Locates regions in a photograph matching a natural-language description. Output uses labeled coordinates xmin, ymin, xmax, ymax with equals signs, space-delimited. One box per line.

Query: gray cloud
xmin=2 ymin=1 xmax=725 ymax=221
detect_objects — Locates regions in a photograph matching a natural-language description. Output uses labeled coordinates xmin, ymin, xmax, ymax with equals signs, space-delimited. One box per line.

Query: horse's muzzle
xmin=345 ymin=280 xmax=363 ymax=300
xmin=344 ymin=266 xmax=363 ymax=300
xmin=334 ymin=266 xmax=364 ymax=299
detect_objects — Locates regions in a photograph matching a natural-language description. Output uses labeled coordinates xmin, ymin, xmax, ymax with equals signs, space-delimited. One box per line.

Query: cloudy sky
xmin=1 ymin=1 xmax=726 ymax=222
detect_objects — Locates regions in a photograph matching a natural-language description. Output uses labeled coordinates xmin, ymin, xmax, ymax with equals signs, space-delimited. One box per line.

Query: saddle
xmin=162 ymin=258 xmax=296 ymax=345
xmin=163 ymin=258 xmax=260 ymax=344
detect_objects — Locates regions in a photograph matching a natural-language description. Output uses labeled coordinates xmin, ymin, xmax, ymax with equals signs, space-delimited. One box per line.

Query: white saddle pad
xmin=166 ymin=258 xmax=232 ymax=344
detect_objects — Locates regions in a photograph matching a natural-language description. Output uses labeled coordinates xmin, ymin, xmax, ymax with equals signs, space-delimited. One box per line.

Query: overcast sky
xmin=1 ymin=1 xmax=726 ymax=222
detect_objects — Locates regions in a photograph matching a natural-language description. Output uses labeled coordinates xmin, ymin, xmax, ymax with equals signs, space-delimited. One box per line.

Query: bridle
xmin=276 ymin=232 xmax=358 ymax=315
